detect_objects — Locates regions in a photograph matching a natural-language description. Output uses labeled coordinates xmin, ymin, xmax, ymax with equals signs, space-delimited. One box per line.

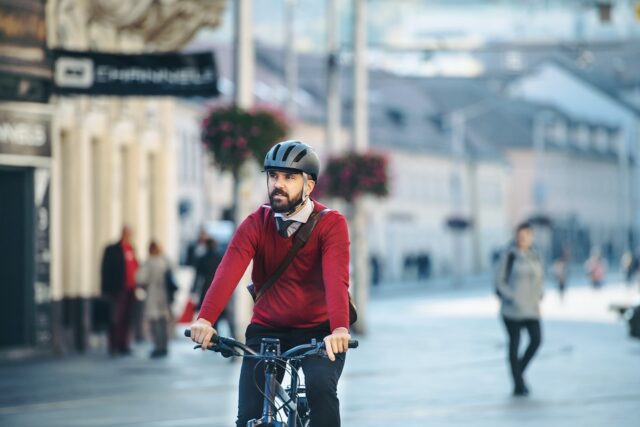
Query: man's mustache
xmin=270 ymin=190 xmax=288 ymax=198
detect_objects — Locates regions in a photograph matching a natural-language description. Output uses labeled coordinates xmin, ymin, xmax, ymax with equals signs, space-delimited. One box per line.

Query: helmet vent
xmin=272 ymin=144 xmax=282 ymax=160
xmin=292 ymin=149 xmax=307 ymax=163
xmin=282 ymin=145 xmax=296 ymax=161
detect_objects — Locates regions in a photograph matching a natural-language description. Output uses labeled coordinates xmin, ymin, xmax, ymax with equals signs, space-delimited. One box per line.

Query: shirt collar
xmin=273 ymin=198 xmax=314 ymax=223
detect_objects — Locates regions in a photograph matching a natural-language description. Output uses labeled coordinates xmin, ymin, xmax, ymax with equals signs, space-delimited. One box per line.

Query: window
xmin=594 ymin=127 xmax=608 ymax=152
xmin=552 ymin=119 xmax=567 ymax=145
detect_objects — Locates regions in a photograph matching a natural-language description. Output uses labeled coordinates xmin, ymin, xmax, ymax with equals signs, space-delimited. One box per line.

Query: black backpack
xmin=495 ymin=250 xmax=516 ymax=298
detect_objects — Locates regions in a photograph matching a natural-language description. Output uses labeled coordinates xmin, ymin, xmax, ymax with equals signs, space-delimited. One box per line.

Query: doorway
xmin=0 ymin=167 xmax=35 ymax=348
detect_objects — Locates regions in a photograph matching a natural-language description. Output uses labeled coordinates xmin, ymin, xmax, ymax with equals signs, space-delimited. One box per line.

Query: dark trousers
xmin=502 ymin=317 xmax=542 ymax=391
xmin=108 ymin=288 xmax=136 ymax=354
xmin=236 ymin=323 xmax=345 ymax=427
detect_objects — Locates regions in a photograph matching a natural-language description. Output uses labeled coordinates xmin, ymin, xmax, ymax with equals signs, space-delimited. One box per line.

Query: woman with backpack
xmin=495 ymin=222 xmax=544 ymax=397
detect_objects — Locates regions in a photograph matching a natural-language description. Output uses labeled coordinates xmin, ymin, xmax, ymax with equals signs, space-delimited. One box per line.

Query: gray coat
xmin=495 ymin=247 xmax=544 ymax=320
xmin=136 ymin=255 xmax=172 ymax=321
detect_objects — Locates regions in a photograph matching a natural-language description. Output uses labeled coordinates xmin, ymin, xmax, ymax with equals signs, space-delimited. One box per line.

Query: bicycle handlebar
xmin=184 ymin=329 xmax=358 ymax=358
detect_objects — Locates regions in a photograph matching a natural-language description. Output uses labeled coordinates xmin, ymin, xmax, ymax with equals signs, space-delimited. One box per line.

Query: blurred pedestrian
xmin=192 ymin=237 xmax=222 ymax=307
xmin=100 ymin=225 xmax=138 ymax=356
xmin=417 ymin=252 xmax=431 ymax=280
xmin=620 ymin=249 xmax=638 ymax=287
xmin=495 ymin=222 xmax=544 ymax=397
xmin=552 ymin=247 xmax=570 ymax=300
xmin=192 ymin=237 xmax=235 ymax=338
xmin=584 ymin=246 xmax=606 ymax=289
xmin=136 ymin=241 xmax=174 ymax=358
xmin=370 ymin=255 xmax=381 ymax=286
xmin=185 ymin=227 xmax=208 ymax=268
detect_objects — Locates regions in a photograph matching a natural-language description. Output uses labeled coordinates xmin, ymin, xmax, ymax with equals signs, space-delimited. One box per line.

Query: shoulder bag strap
xmin=254 ymin=208 xmax=331 ymax=302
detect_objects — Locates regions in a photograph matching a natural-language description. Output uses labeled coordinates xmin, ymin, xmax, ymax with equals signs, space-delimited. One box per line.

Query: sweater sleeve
xmin=320 ymin=212 xmax=351 ymax=331
xmin=198 ymin=210 xmax=261 ymax=323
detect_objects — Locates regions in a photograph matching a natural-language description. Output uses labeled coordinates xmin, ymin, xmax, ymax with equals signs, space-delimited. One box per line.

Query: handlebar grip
xmin=348 ymin=340 xmax=359 ymax=349
xmin=184 ymin=329 xmax=220 ymax=345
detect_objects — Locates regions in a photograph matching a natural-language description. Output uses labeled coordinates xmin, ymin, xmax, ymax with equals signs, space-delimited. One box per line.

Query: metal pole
xmin=351 ymin=0 xmax=369 ymax=334
xmin=352 ymin=0 xmax=368 ymax=153
xmin=285 ymin=0 xmax=297 ymax=119
xmin=533 ymin=112 xmax=549 ymax=212
xmin=533 ymin=111 xmax=553 ymax=264
xmin=234 ymin=0 xmax=254 ymax=109
xmin=450 ymin=111 xmax=465 ymax=286
xmin=233 ymin=0 xmax=255 ymax=341
xmin=326 ymin=0 xmax=341 ymax=154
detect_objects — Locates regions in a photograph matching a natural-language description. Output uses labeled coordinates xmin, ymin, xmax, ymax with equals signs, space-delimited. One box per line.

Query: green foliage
xmin=201 ymin=105 xmax=289 ymax=175
xmin=319 ymin=151 xmax=389 ymax=202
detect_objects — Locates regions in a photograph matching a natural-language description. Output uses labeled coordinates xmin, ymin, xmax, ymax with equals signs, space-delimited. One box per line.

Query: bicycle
xmin=184 ymin=329 xmax=358 ymax=427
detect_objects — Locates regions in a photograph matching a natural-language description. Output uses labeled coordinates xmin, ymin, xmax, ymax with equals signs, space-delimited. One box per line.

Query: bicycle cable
xmin=251 ymin=356 xmax=296 ymax=423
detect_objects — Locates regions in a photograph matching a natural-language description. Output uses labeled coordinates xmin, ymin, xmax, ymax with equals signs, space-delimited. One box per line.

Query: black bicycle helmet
xmin=264 ymin=140 xmax=320 ymax=181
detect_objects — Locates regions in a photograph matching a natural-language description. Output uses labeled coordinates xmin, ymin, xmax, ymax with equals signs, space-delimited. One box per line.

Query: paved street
xmin=1 ymin=278 xmax=639 ymax=427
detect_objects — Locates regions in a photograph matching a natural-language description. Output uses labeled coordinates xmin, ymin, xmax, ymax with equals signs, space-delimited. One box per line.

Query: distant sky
xmin=194 ymin=0 xmax=640 ymax=52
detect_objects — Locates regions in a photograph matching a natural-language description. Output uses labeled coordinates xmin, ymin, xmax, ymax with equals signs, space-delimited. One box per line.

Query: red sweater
xmin=199 ymin=201 xmax=351 ymax=331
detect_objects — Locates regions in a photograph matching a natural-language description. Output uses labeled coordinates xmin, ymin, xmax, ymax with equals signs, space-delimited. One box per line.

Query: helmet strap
xmin=285 ymin=173 xmax=309 ymax=215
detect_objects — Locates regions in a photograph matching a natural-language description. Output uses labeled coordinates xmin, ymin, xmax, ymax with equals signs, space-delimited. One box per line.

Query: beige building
xmin=42 ymin=0 xmax=227 ymax=353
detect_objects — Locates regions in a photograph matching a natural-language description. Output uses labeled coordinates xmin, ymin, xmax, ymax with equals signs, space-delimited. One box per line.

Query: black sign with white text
xmin=52 ymin=50 xmax=219 ymax=97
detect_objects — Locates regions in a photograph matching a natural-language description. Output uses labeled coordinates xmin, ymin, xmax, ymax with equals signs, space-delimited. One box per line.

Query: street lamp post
xmin=234 ymin=0 xmax=254 ymax=110
xmin=351 ymin=0 xmax=369 ymax=334
xmin=326 ymin=0 xmax=341 ymax=154
xmin=233 ymin=0 xmax=255 ymax=341
xmin=448 ymin=101 xmax=495 ymax=283
xmin=285 ymin=0 xmax=297 ymax=119
xmin=530 ymin=111 xmax=554 ymax=265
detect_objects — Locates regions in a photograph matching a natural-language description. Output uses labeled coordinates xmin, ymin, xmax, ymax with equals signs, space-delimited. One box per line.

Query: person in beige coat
xmin=136 ymin=241 xmax=173 ymax=358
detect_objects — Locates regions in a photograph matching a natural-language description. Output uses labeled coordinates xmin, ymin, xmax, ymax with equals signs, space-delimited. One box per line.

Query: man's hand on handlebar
xmin=189 ymin=318 xmax=217 ymax=351
xmin=323 ymin=327 xmax=351 ymax=362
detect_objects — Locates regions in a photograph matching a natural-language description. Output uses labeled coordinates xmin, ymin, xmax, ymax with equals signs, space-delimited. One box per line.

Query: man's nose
xmin=273 ymin=176 xmax=285 ymax=188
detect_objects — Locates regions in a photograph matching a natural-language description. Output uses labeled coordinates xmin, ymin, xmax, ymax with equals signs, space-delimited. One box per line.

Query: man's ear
xmin=307 ymin=179 xmax=316 ymax=195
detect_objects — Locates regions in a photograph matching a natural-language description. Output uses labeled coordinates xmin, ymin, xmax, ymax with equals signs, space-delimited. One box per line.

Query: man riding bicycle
xmin=189 ymin=140 xmax=352 ymax=427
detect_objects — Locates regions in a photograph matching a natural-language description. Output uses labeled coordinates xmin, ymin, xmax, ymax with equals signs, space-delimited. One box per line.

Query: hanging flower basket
xmin=318 ymin=151 xmax=389 ymax=202
xmin=201 ymin=105 xmax=289 ymax=175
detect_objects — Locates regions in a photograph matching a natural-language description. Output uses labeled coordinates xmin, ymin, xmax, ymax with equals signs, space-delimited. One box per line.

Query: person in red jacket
xmin=100 ymin=226 xmax=138 ymax=356
xmin=189 ymin=140 xmax=352 ymax=427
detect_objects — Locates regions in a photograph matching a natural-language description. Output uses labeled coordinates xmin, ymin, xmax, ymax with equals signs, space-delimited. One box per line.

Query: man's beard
xmin=269 ymin=189 xmax=304 ymax=213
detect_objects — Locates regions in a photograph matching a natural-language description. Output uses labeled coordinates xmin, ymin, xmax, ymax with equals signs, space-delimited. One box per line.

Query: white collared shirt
xmin=273 ymin=198 xmax=314 ymax=237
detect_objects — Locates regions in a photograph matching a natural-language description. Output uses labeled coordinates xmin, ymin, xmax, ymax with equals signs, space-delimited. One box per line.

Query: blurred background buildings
xmin=1 ymin=0 xmax=640 ymax=356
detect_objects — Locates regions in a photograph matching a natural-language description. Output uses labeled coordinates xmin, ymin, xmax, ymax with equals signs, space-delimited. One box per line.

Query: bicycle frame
xmin=248 ymin=338 xmax=306 ymax=427
xmin=184 ymin=330 xmax=357 ymax=427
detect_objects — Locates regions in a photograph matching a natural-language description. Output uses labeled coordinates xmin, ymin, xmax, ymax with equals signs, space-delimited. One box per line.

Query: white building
xmin=508 ymin=57 xmax=640 ymax=256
